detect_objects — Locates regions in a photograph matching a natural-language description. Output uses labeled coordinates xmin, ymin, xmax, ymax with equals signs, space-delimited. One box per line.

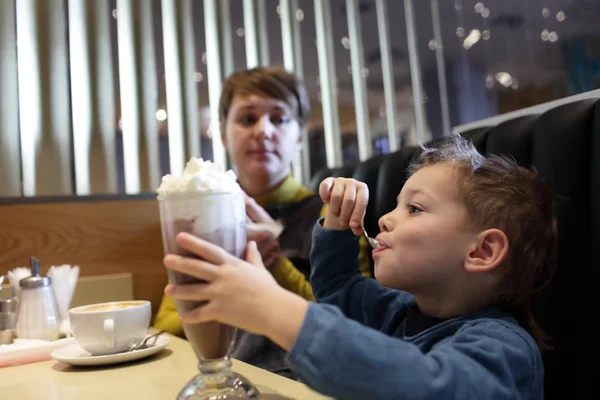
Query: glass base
xmin=176 ymin=359 xmax=259 ymax=400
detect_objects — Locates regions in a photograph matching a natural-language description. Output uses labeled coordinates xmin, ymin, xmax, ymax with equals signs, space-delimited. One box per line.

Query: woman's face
xmin=223 ymin=94 xmax=302 ymax=181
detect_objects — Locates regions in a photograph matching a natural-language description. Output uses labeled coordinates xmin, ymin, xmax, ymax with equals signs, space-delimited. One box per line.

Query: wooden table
xmin=0 ymin=333 xmax=331 ymax=400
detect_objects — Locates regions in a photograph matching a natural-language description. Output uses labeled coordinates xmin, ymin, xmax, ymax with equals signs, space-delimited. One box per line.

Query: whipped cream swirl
xmin=156 ymin=158 xmax=242 ymax=200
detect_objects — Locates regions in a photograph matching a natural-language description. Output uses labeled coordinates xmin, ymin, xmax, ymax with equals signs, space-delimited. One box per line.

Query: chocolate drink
xmin=159 ymin=192 xmax=246 ymax=361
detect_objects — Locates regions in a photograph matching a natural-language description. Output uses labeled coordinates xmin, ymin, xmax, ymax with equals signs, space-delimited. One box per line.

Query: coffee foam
xmin=156 ymin=158 xmax=242 ymax=200
xmin=80 ymin=303 xmax=140 ymax=312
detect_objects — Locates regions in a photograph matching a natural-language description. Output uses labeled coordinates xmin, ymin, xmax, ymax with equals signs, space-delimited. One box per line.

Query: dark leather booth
xmin=310 ymin=97 xmax=599 ymax=399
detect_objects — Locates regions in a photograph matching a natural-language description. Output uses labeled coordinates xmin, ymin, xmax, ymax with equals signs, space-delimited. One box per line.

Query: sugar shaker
xmin=0 ymin=275 xmax=18 ymax=344
xmin=15 ymin=257 xmax=60 ymax=341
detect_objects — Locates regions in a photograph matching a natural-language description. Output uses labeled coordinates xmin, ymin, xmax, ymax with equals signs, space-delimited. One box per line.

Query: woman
xmin=154 ymin=66 xmax=372 ymax=378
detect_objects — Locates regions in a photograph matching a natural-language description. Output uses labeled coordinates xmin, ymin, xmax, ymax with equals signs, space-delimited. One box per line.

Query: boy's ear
xmin=465 ymin=228 xmax=509 ymax=273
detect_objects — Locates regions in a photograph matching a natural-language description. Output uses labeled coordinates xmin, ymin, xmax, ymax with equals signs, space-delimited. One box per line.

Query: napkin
xmin=246 ymin=220 xmax=284 ymax=240
xmin=47 ymin=265 xmax=80 ymax=335
xmin=0 ymin=337 xmax=75 ymax=368
xmin=6 ymin=267 xmax=31 ymax=298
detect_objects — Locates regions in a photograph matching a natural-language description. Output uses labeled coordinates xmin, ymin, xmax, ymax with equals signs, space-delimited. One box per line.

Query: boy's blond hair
xmin=409 ymin=134 xmax=557 ymax=350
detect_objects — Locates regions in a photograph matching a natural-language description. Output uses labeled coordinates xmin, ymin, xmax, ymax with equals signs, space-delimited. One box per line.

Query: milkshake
xmin=157 ymin=158 xmax=246 ymax=361
xmin=158 ymin=159 xmax=258 ymax=399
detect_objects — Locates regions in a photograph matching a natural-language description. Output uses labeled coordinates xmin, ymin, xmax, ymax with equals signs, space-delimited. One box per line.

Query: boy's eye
xmin=407 ymin=204 xmax=422 ymax=214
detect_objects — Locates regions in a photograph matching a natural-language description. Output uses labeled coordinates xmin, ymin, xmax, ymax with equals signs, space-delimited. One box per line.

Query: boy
xmin=163 ymin=134 xmax=556 ymax=399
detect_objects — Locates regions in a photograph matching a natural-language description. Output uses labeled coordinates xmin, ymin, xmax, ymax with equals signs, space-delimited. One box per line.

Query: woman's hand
xmin=163 ymin=232 xmax=307 ymax=349
xmin=245 ymin=228 xmax=281 ymax=271
xmin=319 ymin=177 xmax=369 ymax=236
xmin=245 ymin=195 xmax=283 ymax=270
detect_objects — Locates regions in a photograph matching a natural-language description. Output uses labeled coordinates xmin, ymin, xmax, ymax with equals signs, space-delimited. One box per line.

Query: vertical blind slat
xmin=162 ymin=0 xmax=200 ymax=175
xmin=280 ymin=0 xmax=296 ymax=74
xmin=291 ymin=0 xmax=304 ymax=79
xmin=430 ymin=0 xmax=451 ymax=136
xmin=291 ymin=1 xmax=311 ymax=183
xmin=69 ymin=0 xmax=117 ymax=195
xmin=404 ymin=0 xmax=427 ymax=144
xmin=219 ymin=0 xmax=234 ymax=78
xmin=376 ymin=0 xmax=400 ymax=152
xmin=162 ymin=0 xmax=186 ymax=175
xmin=346 ymin=0 xmax=372 ymax=161
xmin=204 ymin=0 xmax=227 ymax=168
xmin=314 ymin=0 xmax=342 ymax=168
xmin=243 ymin=0 xmax=269 ymax=69
xmin=0 ymin=0 xmax=21 ymax=197
xmin=17 ymin=0 xmax=72 ymax=196
xmin=257 ymin=0 xmax=270 ymax=66
xmin=117 ymin=0 xmax=160 ymax=194
xmin=180 ymin=0 xmax=200 ymax=161
xmin=243 ymin=0 xmax=259 ymax=68
xmin=281 ymin=0 xmax=309 ymax=185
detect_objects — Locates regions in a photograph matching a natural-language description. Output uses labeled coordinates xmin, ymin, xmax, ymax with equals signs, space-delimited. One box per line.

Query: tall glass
xmin=159 ymin=192 xmax=258 ymax=400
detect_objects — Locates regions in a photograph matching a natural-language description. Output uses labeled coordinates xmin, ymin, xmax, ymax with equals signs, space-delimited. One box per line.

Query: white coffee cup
xmin=69 ymin=300 xmax=151 ymax=355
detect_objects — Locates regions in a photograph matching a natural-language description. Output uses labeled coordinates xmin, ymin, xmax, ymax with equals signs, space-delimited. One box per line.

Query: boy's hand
xmin=319 ymin=177 xmax=369 ymax=236
xmin=163 ymin=232 xmax=307 ymax=350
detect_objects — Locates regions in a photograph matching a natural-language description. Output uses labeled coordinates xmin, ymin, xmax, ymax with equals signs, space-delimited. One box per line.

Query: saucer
xmin=50 ymin=335 xmax=170 ymax=366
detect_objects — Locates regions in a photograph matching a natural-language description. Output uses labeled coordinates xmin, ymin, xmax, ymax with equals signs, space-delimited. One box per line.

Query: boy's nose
xmin=378 ymin=214 xmax=391 ymax=232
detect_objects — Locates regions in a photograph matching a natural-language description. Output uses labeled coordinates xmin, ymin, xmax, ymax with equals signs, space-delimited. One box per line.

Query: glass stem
xmin=197 ymin=358 xmax=232 ymax=384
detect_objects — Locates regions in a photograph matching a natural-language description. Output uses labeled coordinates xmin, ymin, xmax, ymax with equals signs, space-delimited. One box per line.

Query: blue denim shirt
xmin=285 ymin=220 xmax=544 ymax=400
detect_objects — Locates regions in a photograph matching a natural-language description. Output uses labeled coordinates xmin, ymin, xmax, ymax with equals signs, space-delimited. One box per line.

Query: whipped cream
xmin=156 ymin=158 xmax=242 ymax=200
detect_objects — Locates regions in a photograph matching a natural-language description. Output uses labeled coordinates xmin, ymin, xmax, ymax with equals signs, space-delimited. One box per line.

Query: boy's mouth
xmin=372 ymin=237 xmax=388 ymax=256
xmin=372 ymin=246 xmax=387 ymax=256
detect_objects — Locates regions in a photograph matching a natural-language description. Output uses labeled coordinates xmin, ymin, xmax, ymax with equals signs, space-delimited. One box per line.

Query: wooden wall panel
xmin=0 ymin=196 xmax=166 ymax=317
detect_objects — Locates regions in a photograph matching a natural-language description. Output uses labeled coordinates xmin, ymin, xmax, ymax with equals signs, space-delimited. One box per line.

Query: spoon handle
xmin=362 ymin=228 xmax=380 ymax=249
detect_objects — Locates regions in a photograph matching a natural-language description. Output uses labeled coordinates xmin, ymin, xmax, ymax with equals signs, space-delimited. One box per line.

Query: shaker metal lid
xmin=0 ymin=275 xmax=18 ymax=312
xmin=19 ymin=256 xmax=52 ymax=289
xmin=0 ymin=296 xmax=18 ymax=312
xmin=20 ymin=275 xmax=52 ymax=289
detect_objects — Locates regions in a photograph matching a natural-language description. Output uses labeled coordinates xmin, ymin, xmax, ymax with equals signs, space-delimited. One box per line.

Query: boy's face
xmin=374 ymin=164 xmax=476 ymax=295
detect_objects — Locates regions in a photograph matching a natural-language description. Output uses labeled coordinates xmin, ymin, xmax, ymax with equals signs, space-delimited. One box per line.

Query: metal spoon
xmin=129 ymin=330 xmax=166 ymax=352
xmin=362 ymin=227 xmax=381 ymax=249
